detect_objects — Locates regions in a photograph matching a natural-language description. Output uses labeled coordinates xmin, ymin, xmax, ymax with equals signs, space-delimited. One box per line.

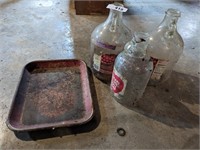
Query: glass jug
xmin=90 ymin=3 xmax=132 ymax=83
xmin=147 ymin=8 xmax=184 ymax=85
xmin=110 ymin=32 xmax=153 ymax=108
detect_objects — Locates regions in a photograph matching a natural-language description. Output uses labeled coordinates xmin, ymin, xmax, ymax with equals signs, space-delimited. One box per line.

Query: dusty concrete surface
xmin=0 ymin=0 xmax=199 ymax=149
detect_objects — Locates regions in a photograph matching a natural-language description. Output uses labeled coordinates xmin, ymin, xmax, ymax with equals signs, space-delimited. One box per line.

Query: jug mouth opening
xmin=133 ymin=32 xmax=150 ymax=43
xmin=113 ymin=2 xmax=124 ymax=7
xmin=107 ymin=2 xmax=125 ymax=14
xmin=166 ymin=8 xmax=181 ymax=17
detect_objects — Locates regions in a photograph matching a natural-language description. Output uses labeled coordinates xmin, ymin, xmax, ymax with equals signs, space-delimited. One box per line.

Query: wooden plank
xmin=74 ymin=0 xmax=123 ymax=15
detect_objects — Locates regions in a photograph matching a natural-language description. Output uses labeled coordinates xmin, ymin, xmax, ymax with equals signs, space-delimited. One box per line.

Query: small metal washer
xmin=117 ymin=128 xmax=126 ymax=136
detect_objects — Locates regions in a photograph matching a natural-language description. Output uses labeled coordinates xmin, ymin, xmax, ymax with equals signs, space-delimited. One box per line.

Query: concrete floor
xmin=0 ymin=0 xmax=199 ymax=149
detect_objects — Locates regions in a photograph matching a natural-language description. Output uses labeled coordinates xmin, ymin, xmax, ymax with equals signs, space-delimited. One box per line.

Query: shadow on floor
xmin=175 ymin=0 xmax=200 ymax=4
xmin=182 ymin=134 xmax=199 ymax=149
xmin=133 ymin=71 xmax=199 ymax=128
xmin=13 ymin=68 xmax=101 ymax=141
xmin=0 ymin=0 xmax=21 ymax=9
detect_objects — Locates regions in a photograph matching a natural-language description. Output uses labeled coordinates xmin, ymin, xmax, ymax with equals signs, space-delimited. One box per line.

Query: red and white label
xmin=93 ymin=41 xmax=118 ymax=75
xmin=111 ymin=68 xmax=127 ymax=98
xmin=93 ymin=54 xmax=117 ymax=74
xmin=150 ymin=57 xmax=169 ymax=80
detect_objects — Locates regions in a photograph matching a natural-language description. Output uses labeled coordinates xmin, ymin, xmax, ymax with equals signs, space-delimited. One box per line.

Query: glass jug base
xmin=92 ymin=69 xmax=112 ymax=84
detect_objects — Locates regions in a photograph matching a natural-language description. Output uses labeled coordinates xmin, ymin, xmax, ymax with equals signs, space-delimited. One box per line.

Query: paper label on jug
xmin=107 ymin=4 xmax=128 ymax=12
xmin=93 ymin=54 xmax=101 ymax=71
xmin=150 ymin=57 xmax=169 ymax=80
xmin=93 ymin=42 xmax=118 ymax=75
xmin=93 ymin=53 xmax=117 ymax=74
xmin=111 ymin=68 xmax=127 ymax=98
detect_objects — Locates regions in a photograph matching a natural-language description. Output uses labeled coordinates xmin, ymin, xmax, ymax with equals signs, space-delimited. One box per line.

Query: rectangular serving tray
xmin=6 ymin=59 xmax=94 ymax=132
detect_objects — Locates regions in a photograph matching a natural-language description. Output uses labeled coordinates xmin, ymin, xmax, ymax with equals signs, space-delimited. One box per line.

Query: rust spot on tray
xmin=22 ymin=66 xmax=84 ymax=125
xmin=37 ymin=89 xmax=73 ymax=118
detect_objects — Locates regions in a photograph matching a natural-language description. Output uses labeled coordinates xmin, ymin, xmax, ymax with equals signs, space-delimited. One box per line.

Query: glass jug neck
xmin=125 ymin=32 xmax=149 ymax=58
xmin=106 ymin=9 xmax=123 ymax=22
xmin=160 ymin=15 xmax=179 ymax=29
xmin=105 ymin=10 xmax=123 ymax=31
xmin=159 ymin=9 xmax=181 ymax=37
xmin=125 ymin=40 xmax=146 ymax=58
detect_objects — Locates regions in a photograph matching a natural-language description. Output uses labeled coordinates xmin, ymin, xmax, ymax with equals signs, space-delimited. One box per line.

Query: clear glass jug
xmin=110 ymin=32 xmax=153 ymax=108
xmin=90 ymin=3 xmax=132 ymax=83
xmin=147 ymin=8 xmax=184 ymax=85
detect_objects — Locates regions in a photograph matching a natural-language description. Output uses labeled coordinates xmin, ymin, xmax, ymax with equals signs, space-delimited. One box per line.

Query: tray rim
xmin=6 ymin=59 xmax=94 ymax=132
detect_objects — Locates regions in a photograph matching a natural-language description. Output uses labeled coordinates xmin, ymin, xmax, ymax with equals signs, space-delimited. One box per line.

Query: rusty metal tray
xmin=6 ymin=59 xmax=94 ymax=132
